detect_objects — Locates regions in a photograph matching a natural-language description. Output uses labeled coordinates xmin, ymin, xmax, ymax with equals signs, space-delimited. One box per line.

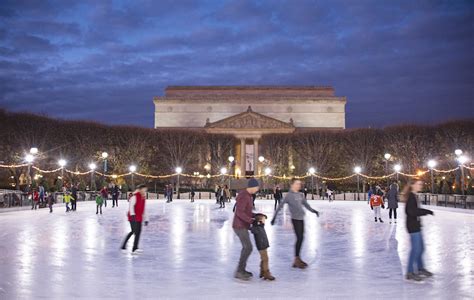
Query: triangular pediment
xmin=205 ymin=106 xmax=294 ymax=129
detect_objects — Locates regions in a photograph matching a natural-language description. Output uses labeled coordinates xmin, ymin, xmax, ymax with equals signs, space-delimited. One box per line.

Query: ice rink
xmin=0 ymin=199 xmax=472 ymax=299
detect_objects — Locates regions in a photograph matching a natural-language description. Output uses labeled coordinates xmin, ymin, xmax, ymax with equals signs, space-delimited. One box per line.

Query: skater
xmin=63 ymin=191 xmax=73 ymax=212
xmin=224 ymin=185 xmax=231 ymax=203
xmin=190 ymin=186 xmax=195 ymax=202
xmin=370 ymin=189 xmax=385 ymax=222
xmin=404 ymin=180 xmax=434 ymax=281
xmin=327 ymin=188 xmax=333 ymax=201
xmin=166 ymin=184 xmax=173 ymax=203
xmin=95 ymin=193 xmax=103 ymax=214
xmin=271 ymin=178 xmax=320 ymax=269
xmin=112 ymin=184 xmax=120 ymax=207
xmin=39 ymin=184 xmax=45 ymax=205
xmin=251 ymin=213 xmax=275 ymax=281
xmin=219 ymin=185 xmax=228 ymax=208
xmin=100 ymin=186 xmax=108 ymax=207
xmin=232 ymin=178 xmax=259 ymax=280
xmin=387 ymin=181 xmax=399 ymax=224
xmin=367 ymin=185 xmax=374 ymax=204
xmin=121 ymin=184 xmax=149 ymax=253
xmin=47 ymin=191 xmax=54 ymax=213
xmin=215 ymin=185 xmax=221 ymax=204
xmin=71 ymin=184 xmax=78 ymax=211
xmin=273 ymin=186 xmax=283 ymax=210
xmin=303 ymin=187 xmax=308 ymax=199
xmin=31 ymin=188 xmax=39 ymax=210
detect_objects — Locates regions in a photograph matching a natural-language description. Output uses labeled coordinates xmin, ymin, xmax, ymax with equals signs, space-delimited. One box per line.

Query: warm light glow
xmin=417 ymin=170 xmax=424 ymax=176
xmin=258 ymin=156 xmax=265 ymax=163
xmin=101 ymin=152 xmax=108 ymax=159
xmin=220 ymin=167 xmax=227 ymax=175
xmin=290 ymin=165 xmax=296 ymax=170
xmin=58 ymin=159 xmax=67 ymax=167
xmin=175 ymin=167 xmax=182 ymax=174
xmin=264 ymin=167 xmax=272 ymax=175
xmin=25 ymin=154 xmax=34 ymax=163
xmin=204 ymin=163 xmax=211 ymax=171
xmin=236 ymin=168 xmax=241 ymax=176
xmin=427 ymin=160 xmax=437 ymax=169
xmin=394 ymin=164 xmax=402 ymax=172
xmin=384 ymin=153 xmax=391 ymax=160
xmin=457 ymin=155 xmax=468 ymax=164
xmin=29 ymin=147 xmax=38 ymax=155
xmin=442 ymin=176 xmax=446 ymax=180
xmin=454 ymin=149 xmax=463 ymax=156
xmin=206 ymin=174 xmax=211 ymax=179
xmin=354 ymin=166 xmax=362 ymax=174
xmin=228 ymin=156 xmax=235 ymax=162
xmin=129 ymin=165 xmax=137 ymax=173
xmin=89 ymin=163 xmax=97 ymax=170
xmin=112 ymin=174 xmax=118 ymax=179
xmin=308 ymin=167 xmax=316 ymax=174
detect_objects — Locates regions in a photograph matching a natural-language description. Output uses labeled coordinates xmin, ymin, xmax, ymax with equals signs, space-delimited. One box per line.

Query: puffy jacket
xmin=232 ymin=190 xmax=253 ymax=229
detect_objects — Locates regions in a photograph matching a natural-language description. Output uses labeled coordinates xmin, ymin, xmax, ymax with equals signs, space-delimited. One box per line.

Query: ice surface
xmin=0 ymin=199 xmax=472 ymax=299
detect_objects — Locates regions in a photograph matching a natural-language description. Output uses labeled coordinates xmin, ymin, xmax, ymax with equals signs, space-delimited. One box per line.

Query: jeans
xmin=71 ymin=200 xmax=76 ymax=211
xmin=291 ymin=219 xmax=304 ymax=257
xmin=122 ymin=221 xmax=142 ymax=251
xmin=234 ymin=228 xmax=253 ymax=272
xmin=96 ymin=204 xmax=103 ymax=214
xmin=389 ymin=208 xmax=397 ymax=219
xmin=407 ymin=231 xmax=425 ymax=273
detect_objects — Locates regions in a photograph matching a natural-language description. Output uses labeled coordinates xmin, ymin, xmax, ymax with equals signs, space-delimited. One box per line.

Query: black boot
xmin=379 ymin=218 xmax=384 ymax=223
xmin=375 ymin=217 xmax=377 ymax=222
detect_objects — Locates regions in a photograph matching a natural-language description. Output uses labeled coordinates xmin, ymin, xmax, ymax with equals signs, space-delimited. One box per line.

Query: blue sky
xmin=0 ymin=0 xmax=472 ymax=128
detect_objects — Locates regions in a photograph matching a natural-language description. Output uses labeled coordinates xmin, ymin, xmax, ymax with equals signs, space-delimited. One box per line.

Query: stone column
xmin=240 ymin=138 xmax=246 ymax=176
xmin=253 ymin=138 xmax=259 ymax=175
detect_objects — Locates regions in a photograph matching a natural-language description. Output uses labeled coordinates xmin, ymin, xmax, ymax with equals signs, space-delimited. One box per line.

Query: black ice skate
xmin=406 ymin=272 xmax=423 ymax=282
xmin=379 ymin=218 xmax=384 ymax=223
xmin=375 ymin=218 xmax=377 ymax=222
xmin=419 ymin=269 xmax=433 ymax=277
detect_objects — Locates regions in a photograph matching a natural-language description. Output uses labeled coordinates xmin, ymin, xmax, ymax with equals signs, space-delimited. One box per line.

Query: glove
xmin=370 ymin=205 xmax=373 ymax=210
xmin=144 ymin=221 xmax=149 ymax=226
xmin=314 ymin=210 xmax=320 ymax=217
xmin=270 ymin=219 xmax=275 ymax=226
xmin=131 ymin=215 xmax=136 ymax=222
xmin=382 ymin=205 xmax=385 ymax=209
xmin=428 ymin=210 xmax=434 ymax=216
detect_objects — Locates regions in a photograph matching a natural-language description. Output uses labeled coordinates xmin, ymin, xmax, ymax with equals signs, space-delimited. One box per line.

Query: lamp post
xmin=129 ymin=165 xmax=137 ymax=190
xmin=427 ymin=160 xmax=437 ymax=194
xmin=354 ymin=166 xmax=362 ymax=200
xmin=101 ymin=152 xmax=108 ymax=173
xmin=220 ymin=167 xmax=227 ymax=186
xmin=25 ymin=153 xmax=34 ymax=185
xmin=228 ymin=156 xmax=234 ymax=188
xmin=457 ymin=155 xmax=468 ymax=196
xmin=394 ymin=164 xmax=402 ymax=182
xmin=58 ymin=159 xmax=67 ymax=179
xmin=308 ymin=167 xmax=316 ymax=200
xmin=258 ymin=156 xmax=265 ymax=175
xmin=89 ymin=163 xmax=97 ymax=190
xmin=384 ymin=153 xmax=391 ymax=186
xmin=176 ymin=167 xmax=182 ymax=199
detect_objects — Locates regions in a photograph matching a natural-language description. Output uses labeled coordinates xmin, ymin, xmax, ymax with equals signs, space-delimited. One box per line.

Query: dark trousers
xmin=122 ymin=221 xmax=142 ymax=251
xmin=48 ymin=203 xmax=53 ymax=213
xmin=112 ymin=196 xmax=118 ymax=207
xmin=71 ymin=200 xmax=77 ymax=211
xmin=103 ymin=196 xmax=108 ymax=207
xmin=96 ymin=204 xmax=103 ymax=214
xmin=191 ymin=195 xmax=195 ymax=202
xmin=219 ymin=196 xmax=226 ymax=207
xmin=234 ymin=228 xmax=253 ymax=272
xmin=274 ymin=198 xmax=280 ymax=210
xmin=389 ymin=208 xmax=397 ymax=219
xmin=32 ymin=201 xmax=38 ymax=210
xmin=291 ymin=219 xmax=304 ymax=257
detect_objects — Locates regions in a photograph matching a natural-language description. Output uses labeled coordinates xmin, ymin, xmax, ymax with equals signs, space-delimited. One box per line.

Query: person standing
xmin=273 ymin=186 xmax=283 ymax=210
xmin=370 ymin=190 xmax=385 ymax=223
xmin=47 ymin=191 xmax=54 ymax=213
xmin=303 ymin=187 xmax=308 ymax=199
xmin=31 ymin=189 xmax=39 ymax=210
xmin=387 ymin=181 xmax=399 ymax=224
xmin=224 ymin=185 xmax=231 ymax=203
xmin=232 ymin=178 xmax=259 ymax=280
xmin=64 ymin=191 xmax=73 ymax=212
xmin=121 ymin=184 xmax=149 ymax=253
xmin=271 ymin=178 xmax=320 ymax=269
xmin=95 ymin=193 xmax=104 ymax=214
xmin=100 ymin=186 xmax=108 ymax=207
xmin=404 ymin=180 xmax=434 ymax=282
xmin=112 ymin=184 xmax=120 ymax=207
xmin=250 ymin=213 xmax=275 ymax=281
xmin=71 ymin=184 xmax=78 ymax=211
xmin=38 ymin=184 xmax=45 ymax=205
xmin=190 ymin=186 xmax=195 ymax=202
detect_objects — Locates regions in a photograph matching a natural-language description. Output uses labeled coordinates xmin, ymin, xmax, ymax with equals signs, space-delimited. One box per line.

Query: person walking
xmin=121 ymin=184 xmax=149 ymax=253
xmin=271 ymin=178 xmax=320 ymax=269
xmin=273 ymin=186 xmax=283 ymax=210
xmin=387 ymin=181 xmax=399 ymax=224
xmin=404 ymin=180 xmax=434 ymax=282
xmin=232 ymin=178 xmax=259 ymax=280
xmin=112 ymin=184 xmax=120 ymax=207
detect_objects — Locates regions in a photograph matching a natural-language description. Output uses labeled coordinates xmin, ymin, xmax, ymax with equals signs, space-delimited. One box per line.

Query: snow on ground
xmin=0 ymin=199 xmax=472 ymax=299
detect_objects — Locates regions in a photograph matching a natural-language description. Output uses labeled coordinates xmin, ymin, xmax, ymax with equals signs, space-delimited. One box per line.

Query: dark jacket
xmin=387 ymin=183 xmax=399 ymax=209
xmin=251 ymin=221 xmax=269 ymax=251
xmin=274 ymin=189 xmax=283 ymax=200
xmin=232 ymin=190 xmax=254 ymax=229
xmin=405 ymin=192 xmax=432 ymax=233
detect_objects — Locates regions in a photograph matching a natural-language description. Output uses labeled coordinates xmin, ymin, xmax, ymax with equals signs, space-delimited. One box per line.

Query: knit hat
xmin=247 ymin=178 xmax=260 ymax=188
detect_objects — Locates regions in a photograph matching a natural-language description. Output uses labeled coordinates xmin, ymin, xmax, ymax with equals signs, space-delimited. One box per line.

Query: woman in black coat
xmin=387 ymin=182 xmax=399 ymax=223
xmin=273 ymin=186 xmax=283 ymax=210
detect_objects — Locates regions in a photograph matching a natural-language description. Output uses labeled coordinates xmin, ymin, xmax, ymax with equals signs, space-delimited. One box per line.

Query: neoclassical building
xmin=154 ymin=86 xmax=346 ymax=176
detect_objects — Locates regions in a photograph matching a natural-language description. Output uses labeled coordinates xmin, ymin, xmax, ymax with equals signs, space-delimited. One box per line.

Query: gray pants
xmin=234 ymin=228 xmax=253 ymax=272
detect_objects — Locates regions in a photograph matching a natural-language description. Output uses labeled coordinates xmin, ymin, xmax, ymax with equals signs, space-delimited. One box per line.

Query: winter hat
xmin=247 ymin=178 xmax=260 ymax=188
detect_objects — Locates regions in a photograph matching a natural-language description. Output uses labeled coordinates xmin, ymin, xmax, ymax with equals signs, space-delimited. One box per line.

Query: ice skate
xmin=375 ymin=217 xmax=377 ymax=222
xmin=379 ymin=218 xmax=384 ymax=223
xmin=419 ymin=269 xmax=433 ymax=277
xmin=234 ymin=271 xmax=251 ymax=281
xmin=293 ymin=257 xmax=307 ymax=269
xmin=261 ymin=270 xmax=275 ymax=281
xmin=389 ymin=218 xmax=392 ymax=224
xmin=406 ymin=272 xmax=423 ymax=282
xmin=243 ymin=270 xmax=253 ymax=277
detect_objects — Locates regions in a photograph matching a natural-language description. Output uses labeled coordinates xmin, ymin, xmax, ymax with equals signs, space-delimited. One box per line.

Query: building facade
xmin=154 ymin=86 xmax=346 ymax=176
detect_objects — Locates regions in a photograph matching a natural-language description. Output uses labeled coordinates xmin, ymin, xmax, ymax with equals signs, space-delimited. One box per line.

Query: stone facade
xmin=153 ymin=86 xmax=347 ymax=176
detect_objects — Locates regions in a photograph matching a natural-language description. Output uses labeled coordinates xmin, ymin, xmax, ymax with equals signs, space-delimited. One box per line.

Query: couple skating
xmin=232 ymin=178 xmax=320 ymax=281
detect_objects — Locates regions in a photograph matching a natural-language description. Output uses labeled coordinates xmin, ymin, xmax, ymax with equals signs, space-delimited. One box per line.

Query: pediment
xmin=205 ymin=106 xmax=294 ymax=129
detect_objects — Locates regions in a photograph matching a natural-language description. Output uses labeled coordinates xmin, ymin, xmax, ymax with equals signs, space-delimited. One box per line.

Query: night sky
xmin=0 ymin=0 xmax=473 ymax=128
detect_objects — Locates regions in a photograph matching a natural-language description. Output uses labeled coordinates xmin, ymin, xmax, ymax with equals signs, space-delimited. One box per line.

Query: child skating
xmin=95 ymin=193 xmax=104 ymax=214
xmin=64 ymin=191 xmax=73 ymax=212
xmin=370 ymin=190 xmax=385 ymax=222
xmin=251 ymin=213 xmax=275 ymax=281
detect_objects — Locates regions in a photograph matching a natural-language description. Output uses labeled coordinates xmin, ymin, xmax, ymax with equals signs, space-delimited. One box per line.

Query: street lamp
xmin=129 ymin=165 xmax=137 ymax=190
xmin=454 ymin=149 xmax=463 ymax=156
xmin=25 ymin=154 xmax=34 ymax=185
xmin=457 ymin=155 xmax=469 ymax=196
xmin=354 ymin=166 xmax=362 ymax=200
xmin=176 ymin=167 xmax=182 ymax=199
xmin=58 ymin=159 xmax=67 ymax=178
xmin=427 ymin=160 xmax=437 ymax=194
xmin=258 ymin=156 xmax=265 ymax=163
xmin=220 ymin=167 xmax=228 ymax=175
xmin=394 ymin=164 xmax=402 ymax=182
xmin=228 ymin=156 xmax=235 ymax=188
xmin=101 ymin=152 xmax=108 ymax=173
xmin=308 ymin=167 xmax=316 ymax=199
xmin=30 ymin=147 xmax=38 ymax=155
xmin=228 ymin=156 xmax=235 ymax=163
xmin=89 ymin=163 xmax=97 ymax=190
xmin=384 ymin=153 xmax=391 ymax=186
